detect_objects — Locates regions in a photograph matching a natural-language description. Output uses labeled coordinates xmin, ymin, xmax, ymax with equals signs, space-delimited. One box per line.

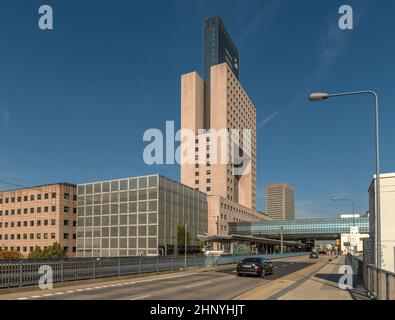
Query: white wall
xmin=369 ymin=173 xmax=395 ymax=273
xmin=341 ymin=233 xmax=369 ymax=254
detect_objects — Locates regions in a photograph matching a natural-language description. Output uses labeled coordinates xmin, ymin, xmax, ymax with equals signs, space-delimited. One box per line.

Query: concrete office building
xmin=181 ymin=64 xmax=257 ymax=210
xmin=265 ymin=183 xmax=295 ymax=221
xmin=181 ymin=17 xmax=263 ymax=239
xmin=208 ymin=195 xmax=267 ymax=236
xmin=369 ymin=173 xmax=395 ymax=272
xmin=76 ymin=175 xmax=207 ymax=257
xmin=0 ymin=183 xmax=77 ymax=256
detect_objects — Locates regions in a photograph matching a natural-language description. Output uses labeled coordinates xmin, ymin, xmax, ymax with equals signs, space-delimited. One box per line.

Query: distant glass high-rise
xmin=203 ymin=16 xmax=239 ymax=129
xmin=204 ymin=16 xmax=239 ymax=84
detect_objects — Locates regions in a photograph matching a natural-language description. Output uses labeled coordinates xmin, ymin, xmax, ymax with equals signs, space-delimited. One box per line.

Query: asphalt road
xmin=2 ymin=256 xmax=317 ymax=300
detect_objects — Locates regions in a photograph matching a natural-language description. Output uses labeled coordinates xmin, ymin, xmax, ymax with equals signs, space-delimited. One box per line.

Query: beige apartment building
xmin=208 ymin=195 xmax=266 ymax=236
xmin=180 ymin=17 xmax=265 ymax=239
xmin=265 ymin=183 xmax=295 ymax=221
xmin=181 ymin=64 xmax=256 ymax=209
xmin=181 ymin=63 xmax=263 ymax=235
xmin=0 ymin=183 xmax=77 ymax=257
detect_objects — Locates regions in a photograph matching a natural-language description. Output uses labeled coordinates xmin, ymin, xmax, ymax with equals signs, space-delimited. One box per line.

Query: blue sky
xmin=0 ymin=0 xmax=394 ymax=218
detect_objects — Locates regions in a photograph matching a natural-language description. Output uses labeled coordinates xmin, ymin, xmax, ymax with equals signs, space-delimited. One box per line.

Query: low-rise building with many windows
xmin=76 ymin=174 xmax=208 ymax=257
xmin=0 ymin=183 xmax=77 ymax=256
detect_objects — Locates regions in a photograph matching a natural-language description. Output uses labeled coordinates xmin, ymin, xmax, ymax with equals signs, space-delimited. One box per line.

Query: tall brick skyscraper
xmin=181 ymin=17 xmax=262 ymax=237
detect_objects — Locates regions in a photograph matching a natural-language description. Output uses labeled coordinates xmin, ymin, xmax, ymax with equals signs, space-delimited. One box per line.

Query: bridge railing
xmin=0 ymin=252 xmax=308 ymax=289
xmin=345 ymin=253 xmax=395 ymax=300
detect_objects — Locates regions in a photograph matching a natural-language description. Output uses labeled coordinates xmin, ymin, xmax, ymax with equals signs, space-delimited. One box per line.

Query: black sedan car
xmin=310 ymin=252 xmax=319 ymax=259
xmin=236 ymin=257 xmax=274 ymax=277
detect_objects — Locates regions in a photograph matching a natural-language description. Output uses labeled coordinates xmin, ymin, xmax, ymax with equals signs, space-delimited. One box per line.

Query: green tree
xmin=28 ymin=246 xmax=44 ymax=259
xmin=44 ymin=242 xmax=66 ymax=259
xmin=28 ymin=243 xmax=66 ymax=259
xmin=196 ymin=239 xmax=205 ymax=253
xmin=0 ymin=250 xmax=24 ymax=259
xmin=174 ymin=223 xmax=192 ymax=256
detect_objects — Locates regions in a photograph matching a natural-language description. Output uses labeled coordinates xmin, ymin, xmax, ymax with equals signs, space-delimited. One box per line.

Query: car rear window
xmin=241 ymin=258 xmax=263 ymax=263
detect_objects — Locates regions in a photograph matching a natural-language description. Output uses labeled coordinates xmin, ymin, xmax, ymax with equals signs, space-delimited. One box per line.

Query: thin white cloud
xmin=236 ymin=0 xmax=284 ymax=43
xmin=280 ymin=1 xmax=371 ymax=114
xmin=258 ymin=110 xmax=280 ymax=129
xmin=1 ymin=110 xmax=10 ymax=125
xmin=316 ymin=1 xmax=371 ymax=80
xmin=0 ymin=108 xmax=18 ymax=134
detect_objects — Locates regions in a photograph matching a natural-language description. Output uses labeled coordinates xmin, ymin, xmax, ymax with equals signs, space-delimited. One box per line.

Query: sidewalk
xmin=277 ymin=256 xmax=355 ymax=300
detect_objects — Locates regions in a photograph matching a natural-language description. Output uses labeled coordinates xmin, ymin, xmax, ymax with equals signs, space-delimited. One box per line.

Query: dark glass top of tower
xmin=204 ymin=16 xmax=239 ymax=84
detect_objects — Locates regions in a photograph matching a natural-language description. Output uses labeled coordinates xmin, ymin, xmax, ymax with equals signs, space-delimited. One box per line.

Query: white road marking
xmin=129 ymin=294 xmax=151 ymax=300
xmin=13 ymin=269 xmax=196 ymax=300
xmin=185 ymin=281 xmax=211 ymax=289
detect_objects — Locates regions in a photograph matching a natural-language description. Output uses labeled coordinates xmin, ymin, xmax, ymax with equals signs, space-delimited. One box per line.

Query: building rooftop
xmin=368 ymin=172 xmax=395 ymax=191
xmin=77 ymin=173 xmax=207 ymax=196
xmin=0 ymin=182 xmax=76 ymax=194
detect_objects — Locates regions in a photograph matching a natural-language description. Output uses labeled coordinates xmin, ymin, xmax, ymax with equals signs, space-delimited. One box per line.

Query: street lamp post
xmin=332 ymin=198 xmax=355 ymax=255
xmin=332 ymin=197 xmax=355 ymax=225
xmin=309 ymin=90 xmax=381 ymax=268
xmin=184 ymin=222 xmax=188 ymax=269
xmin=280 ymin=227 xmax=284 ymax=254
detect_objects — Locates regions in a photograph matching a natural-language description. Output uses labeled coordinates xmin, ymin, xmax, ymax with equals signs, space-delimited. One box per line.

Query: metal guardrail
xmin=346 ymin=253 xmax=395 ymax=300
xmin=0 ymin=252 xmax=308 ymax=289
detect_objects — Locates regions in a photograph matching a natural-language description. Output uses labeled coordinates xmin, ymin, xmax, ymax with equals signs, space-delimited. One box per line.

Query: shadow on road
xmin=213 ymin=262 xmax=315 ymax=282
xmin=314 ymin=273 xmax=342 ymax=284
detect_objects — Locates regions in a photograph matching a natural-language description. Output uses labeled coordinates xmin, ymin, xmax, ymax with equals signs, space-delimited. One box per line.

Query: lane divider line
xmin=129 ymin=294 xmax=151 ymax=300
xmin=11 ymin=268 xmax=201 ymax=300
xmin=185 ymin=281 xmax=211 ymax=289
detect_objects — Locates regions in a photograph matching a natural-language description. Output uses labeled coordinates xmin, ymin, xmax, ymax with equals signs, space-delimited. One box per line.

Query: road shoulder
xmin=233 ymin=256 xmax=356 ymax=300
